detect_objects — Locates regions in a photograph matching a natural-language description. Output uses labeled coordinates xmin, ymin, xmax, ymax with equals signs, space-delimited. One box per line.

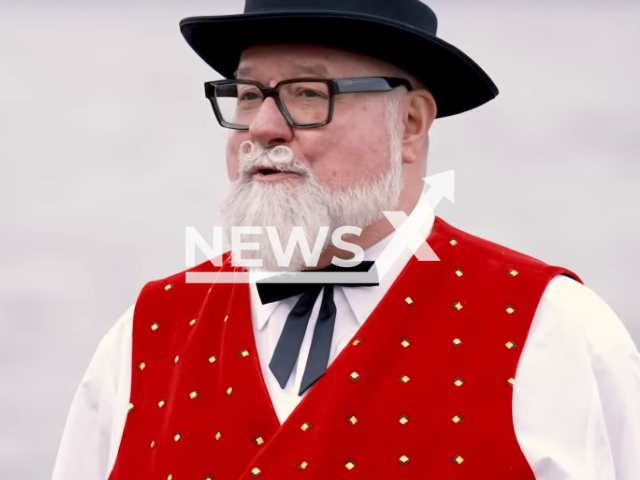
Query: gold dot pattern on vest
xmin=158 ymin=399 xmax=165 ymax=408
xmin=505 ymin=304 xmax=516 ymax=314
xmin=128 ymin=403 xmax=134 ymax=412
xmin=113 ymin=219 xmax=570 ymax=479
xmin=507 ymin=377 xmax=516 ymax=387
xmin=451 ymin=301 xmax=463 ymax=311
xmin=164 ymin=283 xmax=173 ymax=291
xmin=508 ymin=268 xmax=519 ymax=277
xmin=137 ymin=361 xmax=146 ymax=371
xmin=166 ymin=474 xmax=172 ymax=480
xmin=449 ymin=237 xmax=458 ymax=246
xmin=150 ymin=321 xmax=160 ymax=331
xmin=189 ymin=317 xmax=197 ymax=326
xmin=173 ymin=432 xmax=181 ymax=442
xmin=452 ymin=455 xmax=465 ymax=465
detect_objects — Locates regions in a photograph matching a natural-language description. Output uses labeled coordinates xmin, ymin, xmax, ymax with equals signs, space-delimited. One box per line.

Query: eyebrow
xmin=234 ymin=63 xmax=330 ymax=79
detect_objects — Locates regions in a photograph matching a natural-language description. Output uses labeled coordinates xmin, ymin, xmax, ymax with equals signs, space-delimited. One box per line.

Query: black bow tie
xmin=256 ymin=261 xmax=379 ymax=395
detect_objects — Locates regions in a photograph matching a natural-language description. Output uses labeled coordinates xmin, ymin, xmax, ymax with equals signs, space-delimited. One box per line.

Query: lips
xmin=255 ymin=167 xmax=283 ymax=176
xmin=251 ymin=166 xmax=299 ymax=176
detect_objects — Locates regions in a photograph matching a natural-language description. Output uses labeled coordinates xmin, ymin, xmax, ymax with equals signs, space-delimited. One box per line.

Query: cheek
xmin=312 ymin=107 xmax=391 ymax=186
xmin=225 ymin=134 xmax=243 ymax=181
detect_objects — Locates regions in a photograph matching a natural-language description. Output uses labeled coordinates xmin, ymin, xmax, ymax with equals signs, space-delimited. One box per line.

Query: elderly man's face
xmin=221 ymin=44 xmax=433 ymax=271
xmin=226 ymin=44 xmax=399 ymax=189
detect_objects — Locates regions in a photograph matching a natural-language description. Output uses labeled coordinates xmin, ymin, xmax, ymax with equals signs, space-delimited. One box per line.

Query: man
xmin=52 ymin=1 xmax=640 ymax=479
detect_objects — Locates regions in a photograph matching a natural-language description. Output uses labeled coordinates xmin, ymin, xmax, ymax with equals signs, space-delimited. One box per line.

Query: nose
xmin=248 ymin=97 xmax=294 ymax=147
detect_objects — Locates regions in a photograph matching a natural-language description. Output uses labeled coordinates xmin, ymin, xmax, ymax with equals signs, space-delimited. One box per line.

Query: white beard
xmin=221 ymin=94 xmax=404 ymax=272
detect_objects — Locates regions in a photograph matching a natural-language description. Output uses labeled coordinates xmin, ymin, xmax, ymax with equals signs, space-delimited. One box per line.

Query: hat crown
xmin=244 ymin=0 xmax=438 ymax=35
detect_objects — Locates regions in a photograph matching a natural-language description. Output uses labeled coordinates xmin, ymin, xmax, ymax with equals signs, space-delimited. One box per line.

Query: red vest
xmin=108 ymin=215 xmax=582 ymax=480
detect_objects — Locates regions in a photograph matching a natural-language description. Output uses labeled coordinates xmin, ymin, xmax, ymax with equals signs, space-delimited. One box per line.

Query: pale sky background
xmin=1 ymin=1 xmax=639 ymax=479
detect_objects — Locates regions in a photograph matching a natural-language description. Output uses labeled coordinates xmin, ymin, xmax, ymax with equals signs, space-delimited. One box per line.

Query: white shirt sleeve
xmin=51 ymin=305 xmax=134 ymax=480
xmin=514 ymin=274 xmax=640 ymax=480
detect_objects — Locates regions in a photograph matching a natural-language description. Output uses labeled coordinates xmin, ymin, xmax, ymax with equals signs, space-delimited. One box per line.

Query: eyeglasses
xmin=204 ymin=76 xmax=413 ymax=130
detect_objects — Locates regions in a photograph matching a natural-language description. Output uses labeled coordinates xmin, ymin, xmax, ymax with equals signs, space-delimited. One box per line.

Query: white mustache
xmin=238 ymin=140 xmax=311 ymax=180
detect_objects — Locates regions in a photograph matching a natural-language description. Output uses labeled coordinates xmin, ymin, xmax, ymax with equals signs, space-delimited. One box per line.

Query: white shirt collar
xmin=250 ymin=280 xmax=279 ymax=329
xmin=249 ymin=213 xmax=435 ymax=330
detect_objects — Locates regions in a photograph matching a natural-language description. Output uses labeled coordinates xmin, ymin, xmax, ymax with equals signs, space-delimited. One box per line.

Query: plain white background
xmin=1 ymin=1 xmax=639 ymax=478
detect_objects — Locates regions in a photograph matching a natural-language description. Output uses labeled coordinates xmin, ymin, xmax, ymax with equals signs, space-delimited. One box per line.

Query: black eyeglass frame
xmin=204 ymin=76 xmax=413 ymax=130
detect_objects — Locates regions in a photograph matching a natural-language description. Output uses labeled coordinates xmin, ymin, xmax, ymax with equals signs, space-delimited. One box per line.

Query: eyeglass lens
xmin=214 ymin=81 xmax=330 ymax=127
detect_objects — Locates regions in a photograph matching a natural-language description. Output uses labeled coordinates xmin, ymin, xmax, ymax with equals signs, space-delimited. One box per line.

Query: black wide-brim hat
xmin=180 ymin=0 xmax=499 ymax=118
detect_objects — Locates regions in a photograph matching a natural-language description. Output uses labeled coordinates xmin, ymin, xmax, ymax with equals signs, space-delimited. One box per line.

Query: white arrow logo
xmin=375 ymin=170 xmax=454 ymax=281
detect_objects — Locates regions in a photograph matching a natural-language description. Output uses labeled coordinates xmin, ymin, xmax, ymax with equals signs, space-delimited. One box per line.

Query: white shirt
xmin=52 ymin=216 xmax=640 ymax=480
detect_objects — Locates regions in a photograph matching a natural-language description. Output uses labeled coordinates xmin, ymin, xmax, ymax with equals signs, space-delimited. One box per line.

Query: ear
xmin=401 ymin=90 xmax=437 ymax=165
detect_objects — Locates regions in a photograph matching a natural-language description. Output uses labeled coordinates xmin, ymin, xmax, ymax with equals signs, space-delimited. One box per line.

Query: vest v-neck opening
xmin=237 ymin=217 xmax=445 ymax=432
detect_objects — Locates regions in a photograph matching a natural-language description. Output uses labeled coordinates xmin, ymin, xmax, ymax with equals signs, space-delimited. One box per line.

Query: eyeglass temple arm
xmin=333 ymin=77 xmax=413 ymax=94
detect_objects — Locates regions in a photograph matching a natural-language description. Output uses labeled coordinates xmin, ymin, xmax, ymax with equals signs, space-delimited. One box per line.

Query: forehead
xmin=236 ymin=44 xmax=395 ymax=80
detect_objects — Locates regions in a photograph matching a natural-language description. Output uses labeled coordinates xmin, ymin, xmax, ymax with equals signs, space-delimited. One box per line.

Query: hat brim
xmin=180 ymin=11 xmax=499 ymax=118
